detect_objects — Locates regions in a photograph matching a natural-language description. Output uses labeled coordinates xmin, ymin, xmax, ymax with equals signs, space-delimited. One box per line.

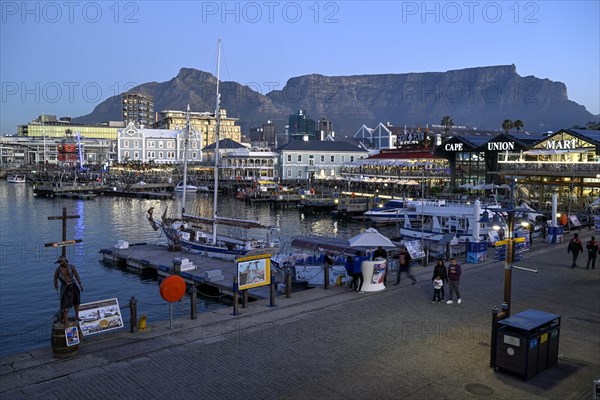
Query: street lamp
xmin=487 ymin=208 xmax=537 ymax=369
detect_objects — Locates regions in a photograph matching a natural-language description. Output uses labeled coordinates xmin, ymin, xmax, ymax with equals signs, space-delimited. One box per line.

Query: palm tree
xmin=513 ymin=119 xmax=524 ymax=133
xmin=502 ymin=119 xmax=513 ymax=133
xmin=441 ymin=116 xmax=453 ymax=134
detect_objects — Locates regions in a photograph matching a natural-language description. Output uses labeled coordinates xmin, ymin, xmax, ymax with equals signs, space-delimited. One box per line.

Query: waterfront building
xmin=497 ymin=129 xmax=600 ymax=210
xmin=437 ymin=131 xmax=521 ymax=188
xmin=353 ymin=123 xmax=434 ymax=150
xmin=153 ymin=109 xmax=241 ymax=149
xmin=122 ymin=92 xmax=154 ymax=127
xmin=17 ymin=115 xmax=122 ymax=140
xmin=0 ymin=135 xmax=113 ymax=167
xmin=277 ymin=139 xmax=369 ymax=184
xmin=340 ymin=130 xmax=449 ymax=195
xmin=202 ymin=139 xmax=278 ymax=181
xmin=288 ymin=110 xmax=316 ymax=141
xmin=116 ymin=122 xmax=202 ymax=164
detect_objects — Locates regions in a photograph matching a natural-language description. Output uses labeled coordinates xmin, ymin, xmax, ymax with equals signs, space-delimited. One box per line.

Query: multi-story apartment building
xmin=122 ymin=92 xmax=154 ymax=127
xmin=153 ymin=109 xmax=241 ymax=149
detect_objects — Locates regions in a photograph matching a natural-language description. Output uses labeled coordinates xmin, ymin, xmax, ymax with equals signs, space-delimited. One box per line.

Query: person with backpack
xmin=586 ymin=236 xmax=598 ymax=270
xmin=567 ymin=233 xmax=584 ymax=269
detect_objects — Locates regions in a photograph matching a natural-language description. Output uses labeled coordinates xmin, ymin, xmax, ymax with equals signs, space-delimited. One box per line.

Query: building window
xmin=159 ymin=141 xmax=164 ymax=148
xmin=351 ymin=156 xmax=355 ymax=162
xmin=341 ymin=155 xmax=345 ymax=162
xmin=167 ymin=142 xmax=174 ymax=148
xmin=287 ymin=154 xmax=292 ymax=162
xmin=297 ymin=168 xmax=302 ymax=178
xmin=297 ymin=155 xmax=302 ymax=162
xmin=320 ymin=155 xmax=325 ymax=162
xmin=159 ymin=152 xmax=164 ymax=158
xmin=192 ymin=152 xmax=197 ymax=159
xmin=134 ymin=151 xmax=139 ymax=159
xmin=134 ymin=141 xmax=139 ymax=147
xmin=148 ymin=141 xmax=155 ymax=148
xmin=124 ymin=151 xmax=130 ymax=158
xmin=124 ymin=140 xmax=129 ymax=147
xmin=287 ymin=169 xmax=292 ymax=178
xmin=330 ymin=155 xmax=334 ymax=162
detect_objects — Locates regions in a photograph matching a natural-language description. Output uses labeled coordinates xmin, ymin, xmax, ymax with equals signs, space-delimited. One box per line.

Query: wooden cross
xmin=44 ymin=207 xmax=82 ymax=258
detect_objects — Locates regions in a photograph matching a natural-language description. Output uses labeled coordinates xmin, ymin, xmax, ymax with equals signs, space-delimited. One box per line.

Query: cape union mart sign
xmin=487 ymin=142 xmax=515 ymax=151
xmin=545 ymin=139 xmax=577 ymax=150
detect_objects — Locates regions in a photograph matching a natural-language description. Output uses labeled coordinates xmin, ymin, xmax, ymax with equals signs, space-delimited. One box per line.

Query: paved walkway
xmin=1 ymin=230 xmax=599 ymax=399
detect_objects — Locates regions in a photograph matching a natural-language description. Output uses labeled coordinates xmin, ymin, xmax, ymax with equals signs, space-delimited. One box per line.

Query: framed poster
xmin=78 ymin=298 xmax=124 ymax=337
xmin=371 ymin=261 xmax=386 ymax=284
xmin=404 ymin=240 xmax=425 ymax=259
xmin=65 ymin=325 xmax=80 ymax=346
xmin=237 ymin=254 xmax=271 ymax=290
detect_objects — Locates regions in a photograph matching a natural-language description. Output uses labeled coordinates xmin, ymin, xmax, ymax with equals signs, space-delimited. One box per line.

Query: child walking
xmin=432 ymin=275 xmax=444 ymax=303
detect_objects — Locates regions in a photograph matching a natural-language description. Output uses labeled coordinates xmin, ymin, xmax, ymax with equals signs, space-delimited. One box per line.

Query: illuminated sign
xmin=546 ymin=139 xmax=577 ymax=150
xmin=444 ymin=143 xmax=463 ymax=151
xmin=487 ymin=142 xmax=515 ymax=151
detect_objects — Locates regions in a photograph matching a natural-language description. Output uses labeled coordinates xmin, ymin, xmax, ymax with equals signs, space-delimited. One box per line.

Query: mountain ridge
xmin=74 ymin=65 xmax=596 ymax=134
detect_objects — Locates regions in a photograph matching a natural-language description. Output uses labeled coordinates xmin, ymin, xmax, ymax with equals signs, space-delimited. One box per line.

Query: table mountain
xmin=75 ymin=65 xmax=596 ymax=134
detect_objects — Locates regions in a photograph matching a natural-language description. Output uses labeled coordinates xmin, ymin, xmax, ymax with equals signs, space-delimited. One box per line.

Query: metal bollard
xmin=269 ymin=279 xmax=276 ymax=308
xmin=232 ymin=276 xmax=239 ymax=316
xmin=129 ymin=296 xmax=137 ymax=333
xmin=323 ymin=265 xmax=329 ymax=290
xmin=190 ymin=286 xmax=197 ymax=320
xmin=242 ymin=290 xmax=248 ymax=308
xmin=490 ymin=306 xmax=499 ymax=368
xmin=286 ymin=268 xmax=292 ymax=298
xmin=446 ymin=242 xmax=451 ymax=261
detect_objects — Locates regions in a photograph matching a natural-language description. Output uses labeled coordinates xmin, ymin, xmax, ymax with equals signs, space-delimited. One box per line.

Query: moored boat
xmin=7 ymin=175 xmax=26 ymax=183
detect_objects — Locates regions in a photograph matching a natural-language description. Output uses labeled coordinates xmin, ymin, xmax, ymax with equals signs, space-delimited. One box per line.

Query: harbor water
xmin=0 ymin=182 xmax=398 ymax=357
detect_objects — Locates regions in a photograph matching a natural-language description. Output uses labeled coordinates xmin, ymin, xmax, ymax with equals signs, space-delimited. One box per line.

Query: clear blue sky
xmin=1 ymin=1 xmax=598 ymax=134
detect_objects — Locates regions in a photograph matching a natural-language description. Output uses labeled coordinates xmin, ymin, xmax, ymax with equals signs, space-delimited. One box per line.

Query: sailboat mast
xmin=182 ymin=104 xmax=191 ymax=217
xmin=212 ymin=39 xmax=221 ymax=244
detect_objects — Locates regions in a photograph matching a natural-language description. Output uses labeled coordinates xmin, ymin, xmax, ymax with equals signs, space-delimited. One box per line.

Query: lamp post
xmin=488 ymin=207 xmax=537 ymax=369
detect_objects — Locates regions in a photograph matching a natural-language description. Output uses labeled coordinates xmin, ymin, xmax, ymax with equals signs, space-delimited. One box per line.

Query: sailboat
xmin=148 ymin=40 xmax=278 ymax=260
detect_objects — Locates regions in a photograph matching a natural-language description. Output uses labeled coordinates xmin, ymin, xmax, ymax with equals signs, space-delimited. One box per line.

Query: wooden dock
xmin=99 ymin=243 xmax=273 ymax=299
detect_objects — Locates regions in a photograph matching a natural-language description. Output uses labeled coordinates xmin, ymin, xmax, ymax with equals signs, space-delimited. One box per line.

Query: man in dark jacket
xmin=446 ymin=258 xmax=462 ymax=304
xmin=586 ymin=236 xmax=598 ymax=270
xmin=567 ymin=233 xmax=584 ymax=269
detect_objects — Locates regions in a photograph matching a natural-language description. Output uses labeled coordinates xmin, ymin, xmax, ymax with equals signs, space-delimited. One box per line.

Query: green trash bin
xmin=495 ymin=309 xmax=560 ymax=380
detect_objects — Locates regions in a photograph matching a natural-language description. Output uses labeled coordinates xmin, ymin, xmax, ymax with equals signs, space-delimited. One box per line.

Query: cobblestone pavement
xmin=1 ymin=230 xmax=599 ymax=400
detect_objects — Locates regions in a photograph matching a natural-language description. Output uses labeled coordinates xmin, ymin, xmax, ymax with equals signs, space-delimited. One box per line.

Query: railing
xmin=498 ymin=161 xmax=600 ymax=176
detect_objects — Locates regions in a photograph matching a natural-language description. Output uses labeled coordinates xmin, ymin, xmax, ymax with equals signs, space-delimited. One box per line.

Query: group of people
xmin=431 ymin=258 xmax=462 ymax=304
xmin=568 ymin=233 xmax=598 ymax=269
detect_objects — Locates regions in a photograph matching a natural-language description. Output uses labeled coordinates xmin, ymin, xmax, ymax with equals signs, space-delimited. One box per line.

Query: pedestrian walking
xmin=567 ymin=233 xmax=584 ymax=269
xmin=394 ymin=246 xmax=416 ymax=285
xmin=446 ymin=258 xmax=462 ymax=304
xmin=353 ymin=255 xmax=364 ymax=292
xmin=344 ymin=256 xmax=357 ymax=290
xmin=432 ymin=275 xmax=444 ymax=303
xmin=585 ymin=236 xmax=598 ymax=270
xmin=432 ymin=259 xmax=448 ymax=301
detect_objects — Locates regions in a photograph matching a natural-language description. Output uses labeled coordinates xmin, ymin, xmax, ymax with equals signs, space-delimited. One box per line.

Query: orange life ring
xmin=560 ymin=214 xmax=568 ymax=226
xmin=351 ymin=192 xmax=356 ymax=198
xmin=160 ymin=275 xmax=186 ymax=302
xmin=310 ymin=188 xmax=315 ymax=195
